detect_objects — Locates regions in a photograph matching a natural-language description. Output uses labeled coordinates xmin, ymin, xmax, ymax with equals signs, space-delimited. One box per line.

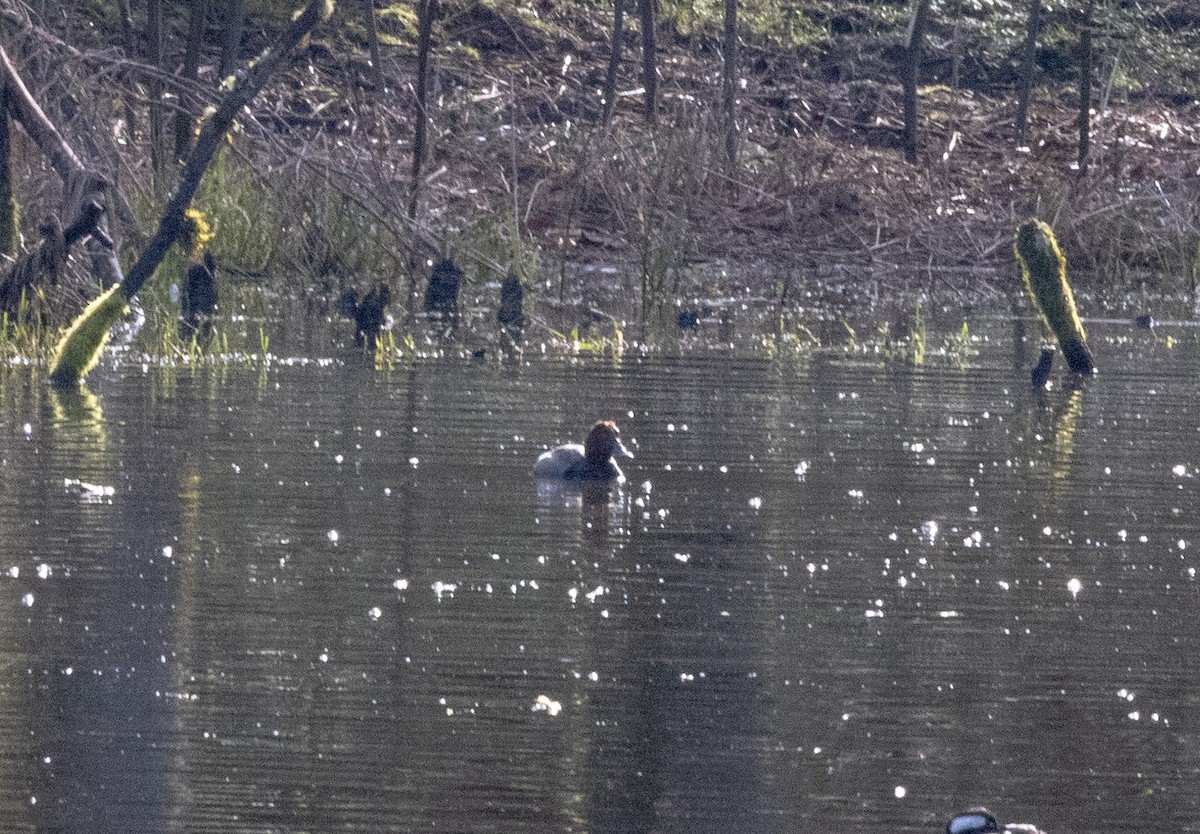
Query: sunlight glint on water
xmin=0 ymin=319 xmax=1197 ymax=834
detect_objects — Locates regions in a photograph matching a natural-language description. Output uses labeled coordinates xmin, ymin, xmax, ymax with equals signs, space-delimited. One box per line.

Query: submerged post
xmin=1014 ymin=219 xmax=1095 ymax=381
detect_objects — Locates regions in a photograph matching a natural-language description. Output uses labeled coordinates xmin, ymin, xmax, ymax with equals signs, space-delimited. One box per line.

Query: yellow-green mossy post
xmin=47 ymin=285 xmax=129 ymax=385
xmin=1014 ymin=219 xmax=1095 ymax=378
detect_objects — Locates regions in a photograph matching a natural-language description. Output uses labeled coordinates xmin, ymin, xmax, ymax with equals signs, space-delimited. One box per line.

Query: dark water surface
xmin=2 ymin=319 xmax=1199 ymax=834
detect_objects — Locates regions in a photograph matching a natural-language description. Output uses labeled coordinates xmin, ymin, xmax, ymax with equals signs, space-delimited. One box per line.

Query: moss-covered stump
xmin=1014 ymin=219 xmax=1095 ymax=378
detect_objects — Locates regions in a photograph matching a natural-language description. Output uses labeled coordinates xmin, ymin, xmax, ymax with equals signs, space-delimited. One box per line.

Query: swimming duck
xmin=533 ymin=420 xmax=634 ymax=481
xmin=946 ymin=808 xmax=1046 ymax=834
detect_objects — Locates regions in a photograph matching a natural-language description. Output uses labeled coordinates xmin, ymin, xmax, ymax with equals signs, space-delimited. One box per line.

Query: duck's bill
xmin=613 ymin=439 xmax=634 ymax=459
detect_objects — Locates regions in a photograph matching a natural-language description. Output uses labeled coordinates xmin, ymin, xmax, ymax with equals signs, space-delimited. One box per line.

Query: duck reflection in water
xmin=533 ymin=420 xmax=634 ymax=483
xmin=947 ymin=808 xmax=1047 ymax=834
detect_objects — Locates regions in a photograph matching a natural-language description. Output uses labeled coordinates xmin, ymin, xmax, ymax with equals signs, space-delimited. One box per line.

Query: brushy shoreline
xmin=1 ymin=1 xmax=1198 ymax=352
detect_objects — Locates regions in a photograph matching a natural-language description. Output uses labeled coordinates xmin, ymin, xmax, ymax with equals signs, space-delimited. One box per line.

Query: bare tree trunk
xmin=1077 ymin=0 xmax=1094 ymax=170
xmin=116 ymin=0 xmax=138 ymax=60
xmin=362 ymin=0 xmax=384 ymax=88
xmin=175 ymin=0 xmax=209 ymax=162
xmin=948 ymin=0 xmax=962 ymax=89
xmin=0 ymin=87 xmax=17 ymax=259
xmin=408 ymin=0 xmax=434 ymax=317
xmin=901 ymin=0 xmax=932 ymax=164
xmin=219 ymin=0 xmax=247 ymax=78
xmin=115 ymin=0 xmax=140 ymax=138
xmin=0 ymin=99 xmax=18 ymax=265
xmin=146 ymin=0 xmax=165 ymax=177
xmin=600 ymin=0 xmax=625 ymax=126
xmin=1015 ymin=0 xmax=1041 ymax=145
xmin=638 ymin=0 xmax=656 ymax=127
xmin=0 ymin=49 xmax=82 ymax=179
xmin=409 ymin=0 xmax=433 ymax=222
xmin=722 ymin=0 xmax=738 ymax=173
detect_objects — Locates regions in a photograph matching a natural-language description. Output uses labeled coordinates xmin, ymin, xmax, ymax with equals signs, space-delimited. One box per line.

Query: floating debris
xmin=63 ymin=478 xmax=115 ymax=502
xmin=531 ymin=694 xmax=562 ymax=716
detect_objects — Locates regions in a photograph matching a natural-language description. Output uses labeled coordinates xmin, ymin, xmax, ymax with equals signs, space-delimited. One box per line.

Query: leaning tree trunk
xmin=722 ymin=0 xmax=738 ymax=174
xmin=175 ymin=0 xmax=209 ymax=161
xmin=600 ymin=0 xmax=625 ymax=126
xmin=1015 ymin=0 xmax=1041 ymax=145
xmin=901 ymin=0 xmax=932 ymax=164
xmin=123 ymin=0 xmax=334 ymax=303
xmin=1077 ymin=0 xmax=1094 ymax=170
xmin=639 ymin=0 xmax=657 ymax=127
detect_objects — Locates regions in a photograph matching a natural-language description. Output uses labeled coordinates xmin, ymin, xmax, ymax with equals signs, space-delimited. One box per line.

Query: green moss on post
xmin=1014 ymin=219 xmax=1095 ymax=376
xmin=47 ymin=285 xmax=129 ymax=386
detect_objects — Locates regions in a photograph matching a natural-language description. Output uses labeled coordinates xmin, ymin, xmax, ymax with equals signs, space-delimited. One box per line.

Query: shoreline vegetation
xmin=0 ymin=0 xmax=1198 ymax=365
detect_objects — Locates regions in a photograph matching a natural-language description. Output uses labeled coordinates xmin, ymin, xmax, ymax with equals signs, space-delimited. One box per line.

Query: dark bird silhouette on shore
xmin=340 ymin=282 xmax=391 ymax=348
xmin=498 ymin=272 xmax=525 ymax=332
xmin=676 ymin=304 xmax=718 ymax=331
xmin=180 ymin=252 xmax=218 ymax=341
xmin=424 ymin=258 xmax=463 ymax=321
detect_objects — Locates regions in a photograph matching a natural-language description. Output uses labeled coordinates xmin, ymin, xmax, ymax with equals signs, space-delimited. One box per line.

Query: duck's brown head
xmin=584 ymin=420 xmax=633 ymax=465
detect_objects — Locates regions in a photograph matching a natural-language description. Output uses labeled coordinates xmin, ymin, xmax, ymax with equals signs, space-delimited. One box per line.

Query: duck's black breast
xmin=563 ymin=459 xmax=622 ymax=481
